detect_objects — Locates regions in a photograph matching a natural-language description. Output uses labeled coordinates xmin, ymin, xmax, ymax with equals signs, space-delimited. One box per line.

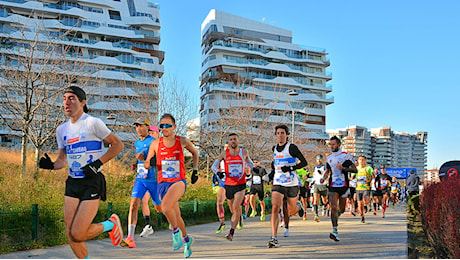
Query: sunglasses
xmin=159 ymin=123 xmax=174 ymax=129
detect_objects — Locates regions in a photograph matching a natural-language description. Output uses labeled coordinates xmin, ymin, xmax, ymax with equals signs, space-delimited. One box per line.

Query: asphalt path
xmin=0 ymin=203 xmax=407 ymax=259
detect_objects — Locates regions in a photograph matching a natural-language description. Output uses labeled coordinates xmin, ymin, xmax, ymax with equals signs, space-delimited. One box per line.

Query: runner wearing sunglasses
xmin=144 ymin=113 xmax=199 ymax=258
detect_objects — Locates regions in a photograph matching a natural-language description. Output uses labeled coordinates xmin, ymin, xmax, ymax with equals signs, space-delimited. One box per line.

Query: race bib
xmin=253 ymin=175 xmax=261 ymax=185
xmin=136 ymin=163 xmax=148 ymax=179
xmin=391 ymin=185 xmax=397 ymax=192
xmin=275 ymin=173 xmax=292 ymax=184
xmin=358 ymin=175 xmax=367 ymax=184
xmin=381 ymin=179 xmax=388 ymax=188
xmin=67 ymin=151 xmax=87 ymax=178
xmin=161 ymin=160 xmax=180 ymax=179
xmin=228 ymin=163 xmax=243 ymax=178
xmin=331 ymin=174 xmax=345 ymax=187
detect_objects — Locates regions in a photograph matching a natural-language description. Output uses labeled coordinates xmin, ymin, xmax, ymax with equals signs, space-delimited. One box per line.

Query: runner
xmin=212 ymin=133 xmax=254 ymax=241
xmin=371 ymin=168 xmax=381 ymax=215
xmin=212 ymin=155 xmax=227 ymax=234
xmin=355 ymin=155 xmax=374 ymax=223
xmin=311 ymin=155 xmax=328 ymax=222
xmin=347 ymin=168 xmax=357 ymax=217
xmin=138 ymin=125 xmax=162 ymax=238
xmin=390 ymin=176 xmax=401 ymax=207
xmin=375 ymin=166 xmax=393 ymax=218
xmin=248 ymin=158 xmax=267 ymax=221
xmin=320 ymin=136 xmax=357 ymax=242
xmin=144 ymin=113 xmax=199 ymax=258
xmin=297 ymin=167 xmax=311 ymax=221
xmin=267 ymin=124 xmax=307 ymax=248
xmin=120 ymin=119 xmax=162 ymax=248
xmin=39 ymin=86 xmax=124 ymax=259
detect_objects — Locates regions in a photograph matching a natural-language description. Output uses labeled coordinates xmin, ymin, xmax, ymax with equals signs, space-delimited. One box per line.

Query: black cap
xmin=65 ymin=86 xmax=88 ymax=113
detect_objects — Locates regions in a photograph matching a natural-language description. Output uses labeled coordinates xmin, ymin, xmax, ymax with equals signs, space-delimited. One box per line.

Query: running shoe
xmin=337 ymin=210 xmax=342 ymax=217
xmin=260 ymin=213 xmax=266 ymax=221
xmin=225 ymin=232 xmax=233 ymax=241
xmin=183 ymin=236 xmax=194 ymax=258
xmin=361 ymin=217 xmax=365 ymax=223
xmin=322 ymin=208 xmax=327 ymax=216
xmin=373 ymin=210 xmax=377 ymax=215
xmin=280 ymin=219 xmax=285 ymax=228
xmin=242 ymin=213 xmax=247 ymax=219
xmin=382 ymin=214 xmax=385 ymax=218
xmin=314 ymin=215 xmax=320 ymax=222
xmin=283 ymin=228 xmax=289 ymax=237
xmin=267 ymin=237 xmax=279 ymax=248
xmin=250 ymin=210 xmax=257 ymax=218
xmin=139 ymin=224 xmax=154 ymax=237
xmin=326 ymin=210 xmax=330 ymax=217
xmin=120 ymin=237 xmax=136 ymax=248
xmin=303 ymin=213 xmax=307 ymax=221
xmin=108 ymin=214 xmax=123 ymax=246
xmin=297 ymin=201 xmax=305 ymax=218
xmin=350 ymin=210 xmax=356 ymax=216
xmin=215 ymin=222 xmax=226 ymax=234
xmin=329 ymin=231 xmax=340 ymax=242
xmin=172 ymin=230 xmax=183 ymax=250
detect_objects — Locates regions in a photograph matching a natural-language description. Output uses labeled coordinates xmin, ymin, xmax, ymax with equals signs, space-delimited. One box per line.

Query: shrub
xmin=407 ymin=194 xmax=420 ymax=214
xmin=420 ymin=178 xmax=460 ymax=259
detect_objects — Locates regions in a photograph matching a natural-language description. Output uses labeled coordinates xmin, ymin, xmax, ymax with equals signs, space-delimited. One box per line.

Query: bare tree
xmin=0 ymin=16 xmax=96 ymax=176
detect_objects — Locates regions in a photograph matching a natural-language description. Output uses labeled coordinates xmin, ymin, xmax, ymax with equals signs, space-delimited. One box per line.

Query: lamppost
xmin=106 ymin=113 xmax=118 ymax=132
xmin=286 ymin=89 xmax=299 ymax=143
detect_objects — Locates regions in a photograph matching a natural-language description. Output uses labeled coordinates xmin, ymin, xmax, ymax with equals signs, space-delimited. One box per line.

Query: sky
xmin=156 ymin=0 xmax=460 ymax=169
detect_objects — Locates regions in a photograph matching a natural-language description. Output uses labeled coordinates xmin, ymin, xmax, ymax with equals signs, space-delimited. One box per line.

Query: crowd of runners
xmin=38 ymin=86 xmax=410 ymax=259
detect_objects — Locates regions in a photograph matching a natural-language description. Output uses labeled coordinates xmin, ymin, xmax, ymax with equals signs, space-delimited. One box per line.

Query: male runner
xmin=120 ymin=119 xmax=162 ymax=248
xmin=311 ymin=155 xmax=328 ymax=222
xmin=390 ymin=176 xmax=401 ymax=207
xmin=297 ymin=167 xmax=311 ymax=221
xmin=267 ymin=124 xmax=307 ymax=248
xmin=355 ymin=155 xmax=374 ymax=223
xmin=138 ymin=125 xmax=162 ymax=238
xmin=212 ymin=133 xmax=254 ymax=241
xmin=39 ymin=86 xmax=123 ymax=259
xmin=371 ymin=168 xmax=381 ymax=215
xmin=375 ymin=167 xmax=393 ymax=218
xmin=321 ymin=136 xmax=357 ymax=242
xmin=248 ymin=158 xmax=267 ymax=221
xmin=144 ymin=113 xmax=199 ymax=258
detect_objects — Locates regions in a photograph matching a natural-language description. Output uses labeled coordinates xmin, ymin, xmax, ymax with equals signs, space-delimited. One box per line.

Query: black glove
xmin=281 ymin=165 xmax=293 ymax=172
xmin=217 ymin=171 xmax=225 ymax=180
xmin=39 ymin=153 xmax=54 ymax=170
xmin=81 ymin=159 xmax=103 ymax=178
xmin=191 ymin=169 xmax=198 ymax=184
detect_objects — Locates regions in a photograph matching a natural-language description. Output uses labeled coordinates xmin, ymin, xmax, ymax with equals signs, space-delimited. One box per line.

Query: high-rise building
xmin=0 ymin=0 xmax=164 ymax=146
xmin=200 ymin=9 xmax=333 ymax=148
xmin=327 ymin=126 xmax=428 ymax=173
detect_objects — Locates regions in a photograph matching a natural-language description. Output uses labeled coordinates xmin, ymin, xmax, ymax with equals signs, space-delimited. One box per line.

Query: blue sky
xmin=157 ymin=0 xmax=460 ymax=169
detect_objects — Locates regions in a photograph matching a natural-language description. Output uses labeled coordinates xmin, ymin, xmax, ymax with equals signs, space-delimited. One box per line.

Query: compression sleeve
xmin=245 ymin=156 xmax=254 ymax=168
xmin=211 ymin=159 xmax=221 ymax=174
xmin=289 ymin=144 xmax=308 ymax=170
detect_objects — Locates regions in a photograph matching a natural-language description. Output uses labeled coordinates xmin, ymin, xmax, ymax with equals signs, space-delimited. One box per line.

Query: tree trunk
xmin=21 ymin=135 xmax=28 ymax=176
xmin=34 ymin=147 xmax=40 ymax=180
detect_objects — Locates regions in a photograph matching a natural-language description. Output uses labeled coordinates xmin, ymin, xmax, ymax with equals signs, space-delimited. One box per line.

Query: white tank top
xmin=273 ymin=143 xmax=298 ymax=187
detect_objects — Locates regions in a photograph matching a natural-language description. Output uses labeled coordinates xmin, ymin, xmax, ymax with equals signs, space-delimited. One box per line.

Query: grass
xmin=407 ymin=206 xmax=434 ymax=258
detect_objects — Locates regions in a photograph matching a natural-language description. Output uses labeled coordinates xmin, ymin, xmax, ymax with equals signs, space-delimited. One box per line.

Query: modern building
xmin=0 ymin=0 xmax=164 ymax=146
xmin=200 ymin=9 xmax=333 ymax=149
xmin=327 ymin=126 xmax=428 ymax=173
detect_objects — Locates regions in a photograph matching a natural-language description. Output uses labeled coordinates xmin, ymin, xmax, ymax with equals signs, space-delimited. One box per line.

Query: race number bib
xmin=275 ymin=173 xmax=292 ymax=184
xmin=228 ymin=163 xmax=243 ymax=178
xmin=358 ymin=175 xmax=367 ymax=184
xmin=331 ymin=174 xmax=345 ymax=187
xmin=381 ymin=179 xmax=389 ymax=188
xmin=253 ymin=175 xmax=261 ymax=185
xmin=161 ymin=160 xmax=180 ymax=179
xmin=137 ymin=163 xmax=148 ymax=179
xmin=67 ymin=151 xmax=87 ymax=178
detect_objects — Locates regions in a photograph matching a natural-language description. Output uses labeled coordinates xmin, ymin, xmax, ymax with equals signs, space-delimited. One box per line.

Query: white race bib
xmin=228 ymin=163 xmax=243 ymax=178
xmin=275 ymin=173 xmax=292 ymax=184
xmin=161 ymin=160 xmax=180 ymax=179
xmin=253 ymin=175 xmax=261 ymax=185
xmin=67 ymin=151 xmax=87 ymax=178
xmin=358 ymin=175 xmax=367 ymax=184
xmin=332 ymin=174 xmax=345 ymax=187
xmin=137 ymin=163 xmax=148 ymax=179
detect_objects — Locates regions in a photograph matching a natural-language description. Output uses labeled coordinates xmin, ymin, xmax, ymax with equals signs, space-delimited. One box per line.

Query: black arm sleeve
xmin=289 ymin=144 xmax=308 ymax=170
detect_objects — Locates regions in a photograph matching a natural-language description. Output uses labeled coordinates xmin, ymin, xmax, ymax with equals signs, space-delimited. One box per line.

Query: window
xmin=109 ymin=10 xmax=121 ymax=20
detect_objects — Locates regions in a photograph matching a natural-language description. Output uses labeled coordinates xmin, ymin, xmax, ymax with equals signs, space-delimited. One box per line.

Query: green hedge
xmin=0 ymin=197 xmax=272 ymax=254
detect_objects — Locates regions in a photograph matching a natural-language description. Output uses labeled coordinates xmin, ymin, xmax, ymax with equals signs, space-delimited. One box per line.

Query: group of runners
xmin=38 ymin=86 xmax=405 ymax=259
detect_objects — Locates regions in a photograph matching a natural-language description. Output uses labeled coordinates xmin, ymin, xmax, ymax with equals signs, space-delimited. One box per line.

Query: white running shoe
xmin=283 ymin=228 xmax=290 ymax=237
xmin=140 ymin=225 xmax=154 ymax=237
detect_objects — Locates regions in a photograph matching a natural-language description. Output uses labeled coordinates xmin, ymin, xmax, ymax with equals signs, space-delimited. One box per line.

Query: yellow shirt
xmin=356 ymin=165 xmax=373 ymax=190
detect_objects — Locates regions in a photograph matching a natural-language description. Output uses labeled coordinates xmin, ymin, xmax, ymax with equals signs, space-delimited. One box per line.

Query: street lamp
xmin=106 ymin=114 xmax=118 ymax=131
xmin=286 ymin=90 xmax=299 ymax=143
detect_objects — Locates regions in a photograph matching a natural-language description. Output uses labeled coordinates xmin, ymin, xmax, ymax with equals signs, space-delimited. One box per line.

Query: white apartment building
xmin=0 ymin=0 xmax=164 ymax=146
xmin=200 ymin=10 xmax=333 ymax=146
xmin=327 ymin=126 xmax=428 ymax=173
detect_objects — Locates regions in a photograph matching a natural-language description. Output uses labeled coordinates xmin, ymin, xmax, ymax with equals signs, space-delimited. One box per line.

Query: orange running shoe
xmin=108 ymin=214 xmax=123 ymax=246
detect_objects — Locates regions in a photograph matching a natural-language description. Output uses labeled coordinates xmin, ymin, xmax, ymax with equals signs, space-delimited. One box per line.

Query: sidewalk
xmin=0 ymin=204 xmax=407 ymax=259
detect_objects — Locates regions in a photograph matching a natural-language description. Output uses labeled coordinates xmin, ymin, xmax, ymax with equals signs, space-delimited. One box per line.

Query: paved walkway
xmin=1 ymin=204 xmax=407 ymax=259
